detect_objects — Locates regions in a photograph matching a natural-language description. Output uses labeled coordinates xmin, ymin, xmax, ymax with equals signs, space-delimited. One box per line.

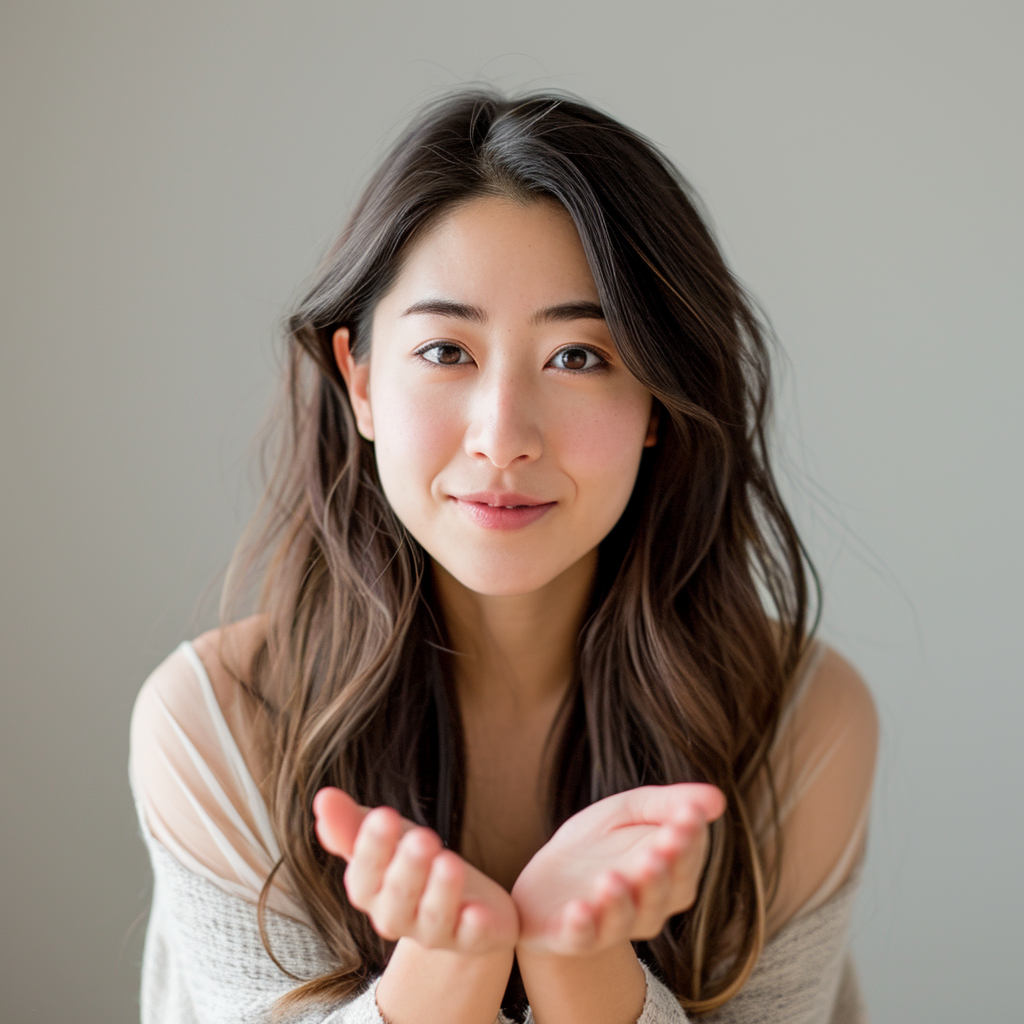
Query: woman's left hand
xmin=510 ymin=783 xmax=726 ymax=956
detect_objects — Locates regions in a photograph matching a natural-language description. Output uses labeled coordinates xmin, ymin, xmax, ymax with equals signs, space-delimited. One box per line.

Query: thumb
xmin=312 ymin=787 xmax=368 ymax=860
xmin=621 ymin=783 xmax=727 ymax=828
xmin=671 ymin=783 xmax=727 ymax=824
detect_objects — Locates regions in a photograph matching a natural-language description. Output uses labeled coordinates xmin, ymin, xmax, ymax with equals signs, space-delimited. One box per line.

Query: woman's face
xmin=334 ymin=195 xmax=657 ymax=597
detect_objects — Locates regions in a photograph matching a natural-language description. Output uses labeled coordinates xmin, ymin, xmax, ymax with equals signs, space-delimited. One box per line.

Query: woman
xmin=129 ymin=87 xmax=878 ymax=1024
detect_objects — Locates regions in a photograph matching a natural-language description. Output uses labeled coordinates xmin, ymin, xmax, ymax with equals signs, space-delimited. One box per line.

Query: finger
xmin=313 ymin=787 xmax=369 ymax=860
xmin=373 ymin=827 xmax=442 ymax=939
xmin=454 ymin=900 xmax=501 ymax=951
xmin=344 ymin=806 xmax=403 ymax=908
xmin=415 ymin=850 xmax=465 ymax=947
xmin=556 ymin=898 xmax=598 ymax=954
xmin=631 ymin=850 xmax=674 ymax=938
xmin=653 ymin=811 xmax=706 ymax=859
xmin=591 ymin=870 xmax=636 ymax=947
xmin=621 ymin=784 xmax=726 ymax=829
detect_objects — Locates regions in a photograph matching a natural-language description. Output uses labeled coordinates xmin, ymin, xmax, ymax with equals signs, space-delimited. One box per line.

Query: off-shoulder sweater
xmin=129 ymin=639 xmax=873 ymax=1023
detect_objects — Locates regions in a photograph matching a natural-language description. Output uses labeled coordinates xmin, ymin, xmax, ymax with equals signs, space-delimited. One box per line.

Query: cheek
xmin=554 ymin=394 xmax=651 ymax=501
xmin=371 ymin=380 xmax=460 ymax=493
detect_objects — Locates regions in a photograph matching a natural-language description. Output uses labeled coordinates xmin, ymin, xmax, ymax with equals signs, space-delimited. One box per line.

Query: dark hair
xmin=221 ymin=85 xmax=818 ymax=1017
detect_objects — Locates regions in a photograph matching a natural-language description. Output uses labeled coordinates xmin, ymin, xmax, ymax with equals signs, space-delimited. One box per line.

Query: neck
xmin=431 ymin=550 xmax=598 ymax=715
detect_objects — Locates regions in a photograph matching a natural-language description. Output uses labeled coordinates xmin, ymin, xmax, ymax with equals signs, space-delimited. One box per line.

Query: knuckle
xmin=384 ymin=872 xmax=419 ymax=904
xmin=418 ymin=901 xmax=443 ymax=929
xmin=371 ymin=908 xmax=403 ymax=940
xmin=415 ymin=919 xmax=449 ymax=949
xmin=344 ymin=872 xmax=371 ymax=909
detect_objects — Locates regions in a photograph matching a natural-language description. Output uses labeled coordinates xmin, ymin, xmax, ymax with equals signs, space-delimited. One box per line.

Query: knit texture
xmin=139 ymin=832 xmax=867 ymax=1024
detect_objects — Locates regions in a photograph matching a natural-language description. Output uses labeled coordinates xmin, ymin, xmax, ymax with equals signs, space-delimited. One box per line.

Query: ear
xmin=333 ymin=327 xmax=374 ymax=441
xmin=643 ymin=401 xmax=660 ymax=448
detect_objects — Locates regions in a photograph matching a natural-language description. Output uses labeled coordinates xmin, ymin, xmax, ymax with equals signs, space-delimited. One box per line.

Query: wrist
xmin=375 ymin=937 xmax=515 ymax=1024
xmin=515 ymin=939 xmax=646 ymax=1024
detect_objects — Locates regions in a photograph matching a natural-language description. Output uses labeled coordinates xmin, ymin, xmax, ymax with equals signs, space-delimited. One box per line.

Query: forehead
xmin=376 ymin=196 xmax=601 ymax=319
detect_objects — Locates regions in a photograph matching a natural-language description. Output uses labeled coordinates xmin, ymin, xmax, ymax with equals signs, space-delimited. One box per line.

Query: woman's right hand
xmin=313 ymin=787 xmax=519 ymax=956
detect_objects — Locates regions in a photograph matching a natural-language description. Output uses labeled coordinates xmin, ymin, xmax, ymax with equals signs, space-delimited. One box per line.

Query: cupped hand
xmin=510 ymin=783 xmax=726 ymax=956
xmin=313 ymin=787 xmax=519 ymax=955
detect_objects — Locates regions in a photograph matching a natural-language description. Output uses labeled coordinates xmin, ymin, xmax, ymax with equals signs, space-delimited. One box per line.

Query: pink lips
xmin=453 ymin=491 xmax=556 ymax=530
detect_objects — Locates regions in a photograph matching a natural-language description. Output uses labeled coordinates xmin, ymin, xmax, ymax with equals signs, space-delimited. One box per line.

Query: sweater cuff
xmin=321 ymin=973 xmax=388 ymax=1023
xmin=635 ymin=959 xmax=690 ymax=1024
xmin=514 ymin=958 xmax=687 ymax=1024
xmin=326 ymin=974 xmax=517 ymax=1024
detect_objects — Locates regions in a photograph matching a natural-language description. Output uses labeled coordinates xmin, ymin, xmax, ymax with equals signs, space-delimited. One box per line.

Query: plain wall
xmin=1 ymin=2 xmax=1021 ymax=1021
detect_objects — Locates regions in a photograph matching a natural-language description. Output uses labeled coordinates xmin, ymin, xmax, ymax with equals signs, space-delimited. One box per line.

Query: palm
xmin=511 ymin=783 xmax=725 ymax=954
xmin=313 ymin=787 xmax=518 ymax=953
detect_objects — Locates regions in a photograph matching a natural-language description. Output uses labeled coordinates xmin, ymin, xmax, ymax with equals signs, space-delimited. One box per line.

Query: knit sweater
xmin=130 ymin=635 xmax=874 ymax=1023
xmin=135 ymin=817 xmax=867 ymax=1024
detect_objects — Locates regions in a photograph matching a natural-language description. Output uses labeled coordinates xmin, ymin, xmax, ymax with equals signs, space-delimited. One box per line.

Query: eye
xmin=549 ymin=346 xmax=607 ymax=372
xmin=417 ymin=342 xmax=472 ymax=366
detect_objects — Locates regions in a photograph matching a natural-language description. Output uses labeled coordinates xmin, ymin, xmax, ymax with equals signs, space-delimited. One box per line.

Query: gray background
xmin=2 ymin=2 xmax=1021 ymax=1021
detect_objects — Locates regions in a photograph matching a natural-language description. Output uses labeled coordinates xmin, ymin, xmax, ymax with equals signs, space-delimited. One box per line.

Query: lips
xmin=451 ymin=491 xmax=556 ymax=530
xmin=455 ymin=491 xmax=553 ymax=508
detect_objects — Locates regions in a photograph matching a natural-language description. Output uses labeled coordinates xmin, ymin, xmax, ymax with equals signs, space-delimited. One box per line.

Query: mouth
xmin=455 ymin=491 xmax=553 ymax=508
xmin=451 ymin=492 xmax=556 ymax=530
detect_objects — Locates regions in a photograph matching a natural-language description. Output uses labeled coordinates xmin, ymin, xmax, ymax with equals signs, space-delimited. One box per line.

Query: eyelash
xmin=413 ymin=341 xmax=610 ymax=373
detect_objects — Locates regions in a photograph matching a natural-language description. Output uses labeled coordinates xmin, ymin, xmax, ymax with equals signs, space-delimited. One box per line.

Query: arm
xmin=313 ymin=788 xmax=520 ymax=1024
xmin=511 ymin=785 xmax=724 ymax=1024
xmin=140 ymin=831 xmax=382 ymax=1023
xmin=516 ymin=941 xmax=649 ymax=1024
xmin=513 ymin=644 xmax=877 ymax=1024
xmin=511 ymin=859 xmax=867 ymax=1024
xmin=128 ymin=647 xmax=515 ymax=1024
xmin=141 ymin=829 xmax=521 ymax=1024
xmin=375 ymin=942 xmax=513 ymax=1024
xmin=698 ymin=866 xmax=867 ymax=1024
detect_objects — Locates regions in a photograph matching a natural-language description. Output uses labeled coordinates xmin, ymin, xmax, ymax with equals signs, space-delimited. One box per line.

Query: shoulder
xmin=128 ymin=615 xmax=277 ymax=895
xmin=129 ymin=614 xmax=269 ymax=764
xmin=786 ymin=644 xmax=878 ymax=763
xmin=190 ymin=613 xmax=270 ymax=724
xmin=782 ymin=643 xmax=879 ymax=795
xmin=761 ymin=641 xmax=879 ymax=937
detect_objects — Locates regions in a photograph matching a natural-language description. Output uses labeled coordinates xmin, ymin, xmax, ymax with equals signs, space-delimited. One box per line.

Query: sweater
xmin=129 ymin=635 xmax=875 ymax=1023
xmin=135 ymin=820 xmax=867 ymax=1023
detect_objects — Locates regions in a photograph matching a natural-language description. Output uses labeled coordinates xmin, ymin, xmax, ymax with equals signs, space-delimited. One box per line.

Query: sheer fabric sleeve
xmin=614 ymin=640 xmax=877 ymax=1024
xmin=129 ymin=642 xmax=386 ymax=1022
xmin=129 ymin=641 xmax=525 ymax=1024
xmin=757 ymin=642 xmax=879 ymax=937
xmin=128 ymin=639 xmax=307 ymax=922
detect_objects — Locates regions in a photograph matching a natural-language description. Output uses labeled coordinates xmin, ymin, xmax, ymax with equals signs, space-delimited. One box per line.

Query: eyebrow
xmin=399 ymin=297 xmax=605 ymax=326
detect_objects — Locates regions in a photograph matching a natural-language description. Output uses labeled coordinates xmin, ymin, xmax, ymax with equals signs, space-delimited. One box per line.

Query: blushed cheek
xmin=557 ymin=399 xmax=650 ymax=502
xmin=372 ymin=384 xmax=461 ymax=504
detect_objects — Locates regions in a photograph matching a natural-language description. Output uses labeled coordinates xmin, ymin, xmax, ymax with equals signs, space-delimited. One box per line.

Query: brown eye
xmin=553 ymin=347 xmax=601 ymax=371
xmin=421 ymin=343 xmax=468 ymax=365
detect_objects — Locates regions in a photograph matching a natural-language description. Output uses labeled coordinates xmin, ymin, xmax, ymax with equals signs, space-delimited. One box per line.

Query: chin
xmin=435 ymin=553 xmax=572 ymax=598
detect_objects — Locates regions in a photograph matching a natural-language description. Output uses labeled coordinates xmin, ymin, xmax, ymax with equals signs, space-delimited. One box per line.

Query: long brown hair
xmin=220 ymin=86 xmax=819 ymax=1017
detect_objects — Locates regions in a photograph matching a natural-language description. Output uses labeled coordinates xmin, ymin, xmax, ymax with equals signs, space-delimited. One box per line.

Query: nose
xmin=463 ymin=366 xmax=543 ymax=468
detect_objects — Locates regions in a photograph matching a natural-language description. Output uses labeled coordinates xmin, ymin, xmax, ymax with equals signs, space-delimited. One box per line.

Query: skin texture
xmin=335 ymin=194 xmax=658 ymax=600
xmin=325 ymin=195 xmax=727 ymax=1024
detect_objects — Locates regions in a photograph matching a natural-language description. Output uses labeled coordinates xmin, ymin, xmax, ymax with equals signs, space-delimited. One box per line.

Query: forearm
xmin=374 ymin=938 xmax=514 ymax=1024
xmin=515 ymin=939 xmax=646 ymax=1024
